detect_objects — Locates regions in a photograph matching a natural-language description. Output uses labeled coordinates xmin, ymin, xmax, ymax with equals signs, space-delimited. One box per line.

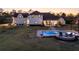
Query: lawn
xmin=0 ymin=25 xmax=79 ymax=51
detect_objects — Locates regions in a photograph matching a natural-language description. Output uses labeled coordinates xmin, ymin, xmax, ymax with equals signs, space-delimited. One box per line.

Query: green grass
xmin=0 ymin=25 xmax=79 ymax=51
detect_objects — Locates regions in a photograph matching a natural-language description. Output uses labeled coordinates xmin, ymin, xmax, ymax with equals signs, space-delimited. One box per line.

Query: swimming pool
xmin=42 ymin=31 xmax=59 ymax=36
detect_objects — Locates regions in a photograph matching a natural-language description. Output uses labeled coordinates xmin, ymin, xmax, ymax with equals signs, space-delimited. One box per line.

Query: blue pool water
xmin=42 ymin=31 xmax=58 ymax=36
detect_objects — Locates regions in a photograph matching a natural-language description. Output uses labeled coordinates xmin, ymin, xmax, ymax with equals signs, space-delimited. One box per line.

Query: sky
xmin=0 ymin=0 xmax=79 ymax=15
xmin=3 ymin=8 xmax=79 ymax=15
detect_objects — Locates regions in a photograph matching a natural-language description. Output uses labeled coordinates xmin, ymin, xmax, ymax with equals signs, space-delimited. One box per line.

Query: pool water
xmin=42 ymin=31 xmax=58 ymax=36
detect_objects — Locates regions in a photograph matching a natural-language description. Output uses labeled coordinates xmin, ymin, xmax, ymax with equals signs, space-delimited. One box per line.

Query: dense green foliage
xmin=0 ymin=12 xmax=12 ymax=24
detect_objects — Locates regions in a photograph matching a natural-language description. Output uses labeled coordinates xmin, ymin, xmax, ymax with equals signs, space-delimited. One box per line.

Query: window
xmin=31 ymin=15 xmax=41 ymax=18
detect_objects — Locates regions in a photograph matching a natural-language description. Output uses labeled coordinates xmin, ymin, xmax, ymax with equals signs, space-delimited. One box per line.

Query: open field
xmin=0 ymin=25 xmax=79 ymax=51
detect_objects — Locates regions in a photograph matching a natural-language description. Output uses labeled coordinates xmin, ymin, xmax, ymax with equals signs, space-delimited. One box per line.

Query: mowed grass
xmin=0 ymin=25 xmax=79 ymax=51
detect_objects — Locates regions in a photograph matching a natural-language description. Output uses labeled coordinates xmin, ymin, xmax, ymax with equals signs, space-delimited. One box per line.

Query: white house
xmin=12 ymin=13 xmax=28 ymax=26
xmin=16 ymin=14 xmax=25 ymax=25
xmin=43 ymin=20 xmax=59 ymax=27
xmin=58 ymin=17 xmax=65 ymax=25
xmin=12 ymin=14 xmax=25 ymax=26
xmin=27 ymin=15 xmax=43 ymax=26
xmin=43 ymin=17 xmax=66 ymax=27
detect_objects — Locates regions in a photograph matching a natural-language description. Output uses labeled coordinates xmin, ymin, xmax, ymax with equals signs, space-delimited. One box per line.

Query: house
xmin=40 ymin=12 xmax=66 ymax=27
xmin=12 ymin=13 xmax=28 ymax=26
xmin=43 ymin=19 xmax=59 ymax=27
xmin=74 ymin=18 xmax=79 ymax=25
xmin=27 ymin=11 xmax=43 ymax=26
xmin=41 ymin=12 xmax=60 ymax=27
xmin=12 ymin=11 xmax=65 ymax=27
xmin=58 ymin=17 xmax=66 ymax=25
xmin=27 ymin=15 xmax=43 ymax=26
xmin=27 ymin=11 xmax=59 ymax=26
xmin=27 ymin=11 xmax=66 ymax=27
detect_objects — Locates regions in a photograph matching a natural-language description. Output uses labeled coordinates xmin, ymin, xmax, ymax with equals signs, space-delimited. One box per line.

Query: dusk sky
xmin=3 ymin=8 xmax=79 ymax=15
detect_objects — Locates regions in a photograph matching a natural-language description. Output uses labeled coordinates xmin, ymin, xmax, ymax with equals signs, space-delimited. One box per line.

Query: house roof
xmin=30 ymin=11 xmax=59 ymax=20
xmin=41 ymin=13 xmax=59 ymax=20
xmin=12 ymin=11 xmax=60 ymax=20
xmin=40 ymin=12 xmax=60 ymax=20
xmin=29 ymin=11 xmax=41 ymax=15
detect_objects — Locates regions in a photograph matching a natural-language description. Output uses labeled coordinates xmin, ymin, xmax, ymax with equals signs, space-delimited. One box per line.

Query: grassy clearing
xmin=0 ymin=25 xmax=79 ymax=51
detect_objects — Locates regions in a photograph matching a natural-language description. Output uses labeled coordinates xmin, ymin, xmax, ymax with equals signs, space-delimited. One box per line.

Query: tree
xmin=60 ymin=13 xmax=66 ymax=18
xmin=75 ymin=13 xmax=79 ymax=18
xmin=56 ymin=13 xmax=60 ymax=17
xmin=0 ymin=12 xmax=12 ymax=24
xmin=28 ymin=9 xmax=33 ymax=14
xmin=65 ymin=13 xmax=75 ymax=24
xmin=2 ymin=12 xmax=11 ymax=17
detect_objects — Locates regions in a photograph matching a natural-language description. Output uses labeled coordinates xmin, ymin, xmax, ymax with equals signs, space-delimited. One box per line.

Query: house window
xmin=32 ymin=15 xmax=40 ymax=18
xmin=46 ymin=20 xmax=51 ymax=26
xmin=43 ymin=21 xmax=46 ymax=25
